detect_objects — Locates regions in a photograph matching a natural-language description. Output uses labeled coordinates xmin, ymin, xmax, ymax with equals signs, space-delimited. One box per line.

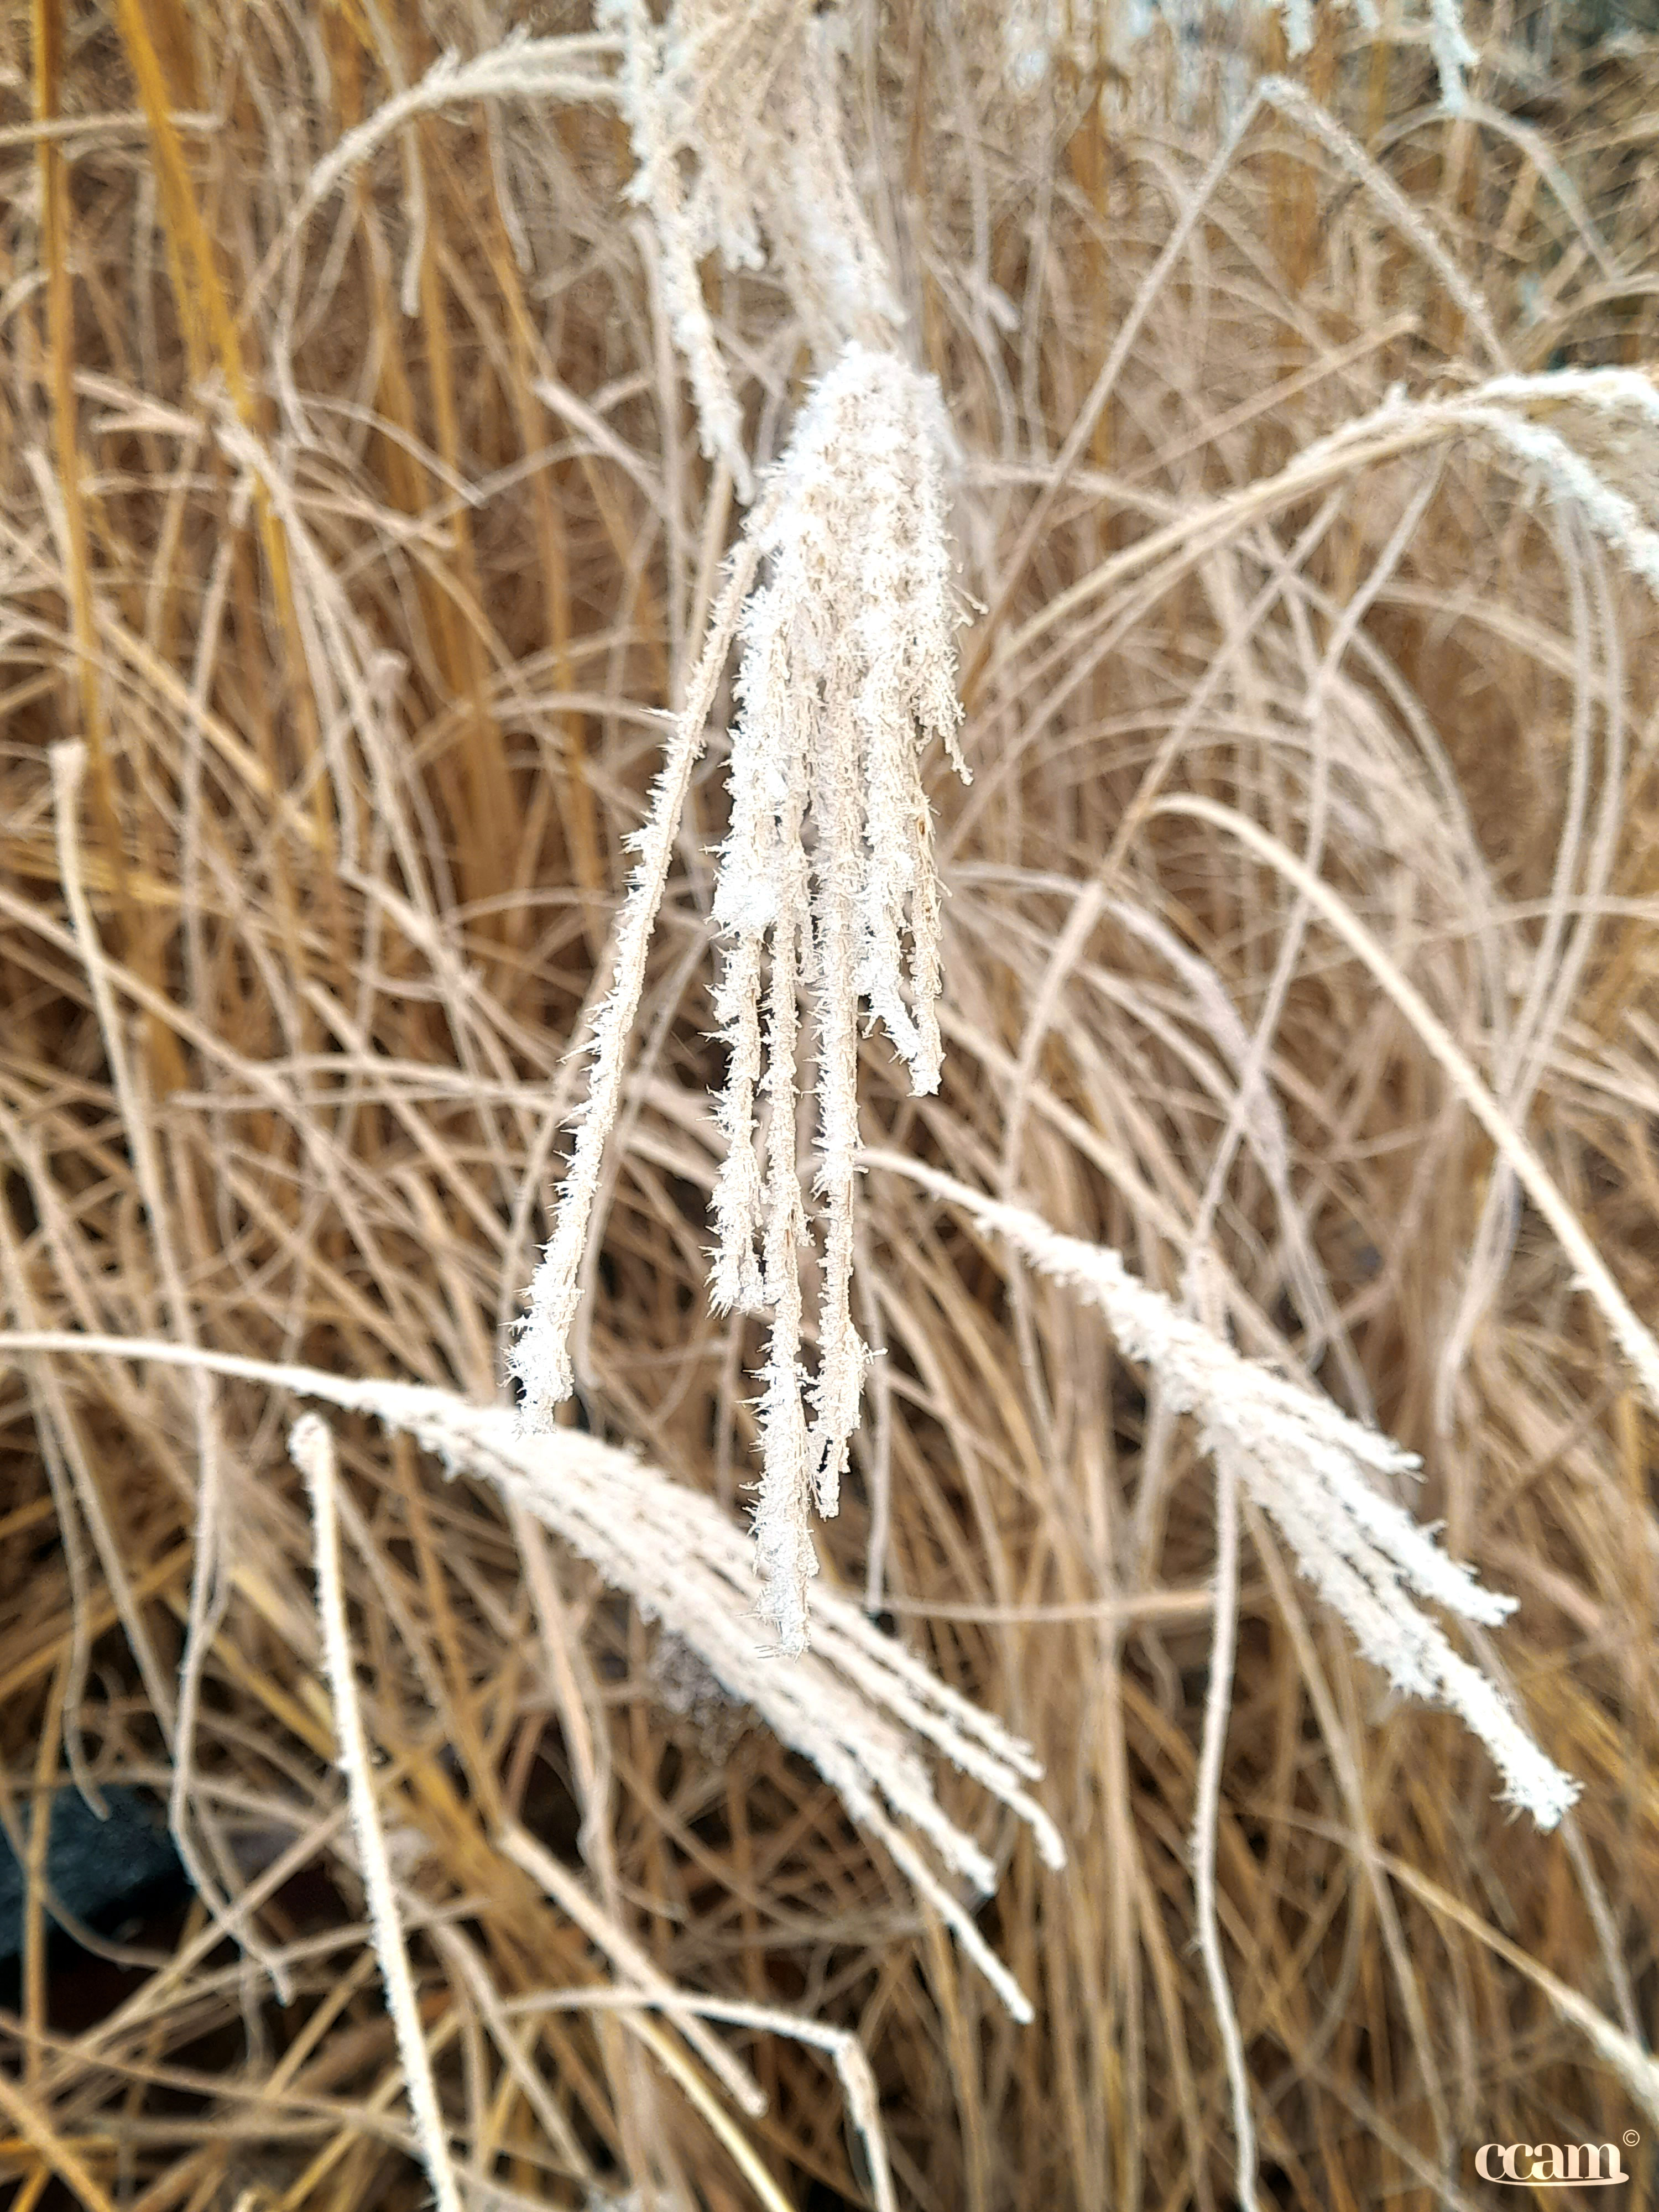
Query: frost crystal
xmin=712 ymin=342 xmax=968 ymax=1652
xmin=877 ymin=1158 xmax=1581 ymax=1830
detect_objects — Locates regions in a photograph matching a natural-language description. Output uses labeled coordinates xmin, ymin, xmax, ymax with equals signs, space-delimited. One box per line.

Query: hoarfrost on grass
xmin=0 ymin=1327 xmax=1062 ymax=2030
xmin=708 ymin=342 xmax=968 ymax=1651
xmin=509 ymin=343 xmax=967 ymax=1653
xmin=869 ymin=1157 xmax=1581 ymax=1829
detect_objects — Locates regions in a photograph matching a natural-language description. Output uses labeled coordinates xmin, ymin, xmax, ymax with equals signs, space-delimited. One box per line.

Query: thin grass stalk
xmin=291 ymin=1415 xmax=466 ymax=2212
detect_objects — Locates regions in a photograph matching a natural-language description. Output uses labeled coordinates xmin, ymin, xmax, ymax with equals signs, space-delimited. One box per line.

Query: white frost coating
xmin=1430 ymin=0 xmax=1479 ymax=107
xmin=710 ymin=342 xmax=967 ymax=1648
xmin=1002 ymin=0 xmax=1475 ymax=112
xmin=288 ymin=1369 xmax=1058 ymax=2017
xmin=602 ymin=0 xmax=752 ymax=498
xmin=508 ymin=345 xmax=965 ymax=1647
xmin=0 ymin=1326 xmax=1062 ymax=2021
xmin=1468 ymin=406 xmax=1659 ymax=595
xmin=509 ymin=536 xmax=763 ymax=1428
xmin=607 ymin=0 xmax=901 ymax=489
xmin=868 ymin=1157 xmax=1582 ymax=1829
xmin=1475 ymin=366 xmax=1659 ymax=426
xmin=1279 ymin=0 xmax=1314 ymax=56
xmin=293 ymin=1416 xmax=465 ymax=2212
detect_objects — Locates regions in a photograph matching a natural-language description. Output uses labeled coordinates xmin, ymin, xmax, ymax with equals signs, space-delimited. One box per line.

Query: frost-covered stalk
xmin=751 ymin=818 xmax=816 ymax=1652
xmin=510 ymin=537 xmax=762 ymax=1426
xmin=293 ymin=1416 xmax=463 ymax=2212
xmin=711 ymin=343 xmax=967 ymax=1650
xmin=513 ymin=353 xmax=965 ymax=1650
xmin=602 ymin=0 xmax=754 ymax=497
xmin=1 ymin=1324 xmax=1061 ymax=2026
xmin=609 ymin=0 xmax=901 ymax=482
xmin=872 ymin=1155 xmax=1581 ymax=1829
xmin=520 ymin=3 xmax=968 ymax=1651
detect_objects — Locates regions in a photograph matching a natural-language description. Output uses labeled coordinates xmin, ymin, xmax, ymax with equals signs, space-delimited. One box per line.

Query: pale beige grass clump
xmin=2 ymin=3 xmax=1658 ymax=2210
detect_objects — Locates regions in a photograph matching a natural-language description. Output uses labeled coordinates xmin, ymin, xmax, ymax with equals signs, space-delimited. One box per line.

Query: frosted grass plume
xmin=509 ymin=342 xmax=967 ymax=1654
xmin=870 ymin=1156 xmax=1581 ymax=1829
xmin=605 ymin=0 xmax=900 ymax=489
xmin=710 ymin=342 xmax=968 ymax=1651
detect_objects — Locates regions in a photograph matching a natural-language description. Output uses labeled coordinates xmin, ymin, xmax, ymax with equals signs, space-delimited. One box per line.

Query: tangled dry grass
xmin=2 ymin=2 xmax=1658 ymax=2208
